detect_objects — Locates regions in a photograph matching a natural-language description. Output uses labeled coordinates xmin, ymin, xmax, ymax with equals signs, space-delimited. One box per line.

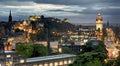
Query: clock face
xmin=96 ymin=20 xmax=103 ymax=23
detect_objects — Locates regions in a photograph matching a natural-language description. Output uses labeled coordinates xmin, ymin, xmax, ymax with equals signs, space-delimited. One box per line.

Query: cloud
xmin=0 ymin=0 xmax=120 ymax=23
xmin=0 ymin=1 xmax=87 ymax=17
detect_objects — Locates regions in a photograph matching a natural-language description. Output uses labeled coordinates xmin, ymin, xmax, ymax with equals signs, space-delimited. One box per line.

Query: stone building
xmin=15 ymin=54 xmax=76 ymax=66
xmin=0 ymin=51 xmax=26 ymax=66
xmin=0 ymin=51 xmax=76 ymax=66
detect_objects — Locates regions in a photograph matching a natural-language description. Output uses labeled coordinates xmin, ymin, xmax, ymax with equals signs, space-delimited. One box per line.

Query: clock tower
xmin=96 ymin=11 xmax=103 ymax=40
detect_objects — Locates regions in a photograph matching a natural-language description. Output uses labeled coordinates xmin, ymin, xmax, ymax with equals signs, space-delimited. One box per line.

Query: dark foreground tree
xmin=62 ymin=47 xmax=76 ymax=54
xmin=69 ymin=52 xmax=106 ymax=66
xmin=32 ymin=44 xmax=48 ymax=57
xmin=16 ymin=43 xmax=48 ymax=58
xmin=15 ymin=42 xmax=33 ymax=58
xmin=69 ymin=40 xmax=108 ymax=66
xmin=85 ymin=40 xmax=108 ymax=54
xmin=104 ymin=56 xmax=120 ymax=66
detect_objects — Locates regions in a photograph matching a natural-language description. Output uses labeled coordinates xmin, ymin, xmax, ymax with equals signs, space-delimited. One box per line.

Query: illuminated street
xmin=105 ymin=28 xmax=119 ymax=59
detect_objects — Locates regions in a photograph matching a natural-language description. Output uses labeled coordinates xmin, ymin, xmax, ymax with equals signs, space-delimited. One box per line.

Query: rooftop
xmin=5 ymin=50 xmax=15 ymax=53
xmin=27 ymin=54 xmax=76 ymax=62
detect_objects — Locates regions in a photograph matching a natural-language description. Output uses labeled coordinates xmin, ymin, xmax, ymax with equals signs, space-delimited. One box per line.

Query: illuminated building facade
xmin=0 ymin=49 xmax=76 ymax=66
xmin=68 ymin=25 xmax=96 ymax=45
xmin=29 ymin=15 xmax=41 ymax=21
xmin=78 ymin=25 xmax=96 ymax=44
xmin=0 ymin=40 xmax=25 ymax=66
xmin=0 ymin=51 xmax=26 ymax=66
xmin=15 ymin=54 xmax=76 ymax=66
xmin=14 ymin=20 xmax=32 ymax=33
xmin=63 ymin=18 xmax=69 ymax=23
xmin=96 ymin=11 xmax=103 ymax=40
xmin=13 ymin=20 xmax=39 ymax=42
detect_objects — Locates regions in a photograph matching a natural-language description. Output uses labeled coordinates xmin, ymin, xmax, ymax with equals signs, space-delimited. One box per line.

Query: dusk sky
xmin=0 ymin=0 xmax=120 ymax=24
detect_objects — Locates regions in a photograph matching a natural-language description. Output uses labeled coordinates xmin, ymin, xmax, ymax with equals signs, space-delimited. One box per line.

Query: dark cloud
xmin=34 ymin=0 xmax=120 ymax=7
xmin=0 ymin=0 xmax=120 ymax=24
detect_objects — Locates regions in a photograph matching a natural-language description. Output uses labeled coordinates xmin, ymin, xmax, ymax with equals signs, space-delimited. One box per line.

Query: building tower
xmin=9 ymin=10 xmax=12 ymax=23
xmin=8 ymin=10 xmax=13 ymax=34
xmin=96 ymin=11 xmax=103 ymax=40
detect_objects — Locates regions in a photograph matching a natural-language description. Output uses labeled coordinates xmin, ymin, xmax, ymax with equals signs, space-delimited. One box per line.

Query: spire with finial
xmin=10 ymin=10 xmax=11 ymax=16
xmin=9 ymin=10 xmax=12 ymax=22
xmin=96 ymin=10 xmax=103 ymax=21
xmin=107 ymin=20 xmax=109 ymax=27
xmin=98 ymin=10 xmax=101 ymax=16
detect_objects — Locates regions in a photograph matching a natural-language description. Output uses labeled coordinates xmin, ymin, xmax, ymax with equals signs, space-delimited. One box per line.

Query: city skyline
xmin=0 ymin=0 xmax=120 ymax=24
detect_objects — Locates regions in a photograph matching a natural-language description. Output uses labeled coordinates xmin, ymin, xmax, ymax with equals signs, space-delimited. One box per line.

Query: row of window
xmin=15 ymin=58 xmax=75 ymax=66
xmin=33 ymin=59 xmax=73 ymax=66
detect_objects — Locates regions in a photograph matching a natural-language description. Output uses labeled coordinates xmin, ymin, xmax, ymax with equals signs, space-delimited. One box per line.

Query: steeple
xmin=107 ymin=20 xmax=109 ymax=27
xmin=9 ymin=10 xmax=12 ymax=22
xmin=8 ymin=10 xmax=13 ymax=33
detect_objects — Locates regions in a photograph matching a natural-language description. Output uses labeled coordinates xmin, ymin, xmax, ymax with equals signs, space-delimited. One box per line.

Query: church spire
xmin=9 ymin=10 xmax=12 ymax=22
xmin=10 ymin=10 xmax=11 ymax=16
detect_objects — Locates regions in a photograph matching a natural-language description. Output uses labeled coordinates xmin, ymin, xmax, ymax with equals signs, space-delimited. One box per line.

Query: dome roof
xmin=96 ymin=11 xmax=103 ymax=21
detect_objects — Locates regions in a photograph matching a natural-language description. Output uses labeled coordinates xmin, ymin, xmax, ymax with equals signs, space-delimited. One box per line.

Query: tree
xmin=16 ymin=42 xmax=33 ymax=58
xmin=30 ymin=29 xmax=47 ymax=41
xmin=30 ymin=34 xmax=37 ymax=42
xmin=69 ymin=40 xmax=108 ymax=66
xmin=32 ymin=44 xmax=48 ymax=57
xmin=85 ymin=59 xmax=102 ymax=66
xmin=16 ymin=43 xmax=48 ymax=58
xmin=85 ymin=40 xmax=108 ymax=56
xmin=104 ymin=60 xmax=115 ymax=66
xmin=36 ymin=29 xmax=47 ymax=41
xmin=114 ymin=56 xmax=120 ymax=66
xmin=62 ymin=47 xmax=73 ymax=54
xmin=104 ymin=56 xmax=120 ymax=66
xmin=69 ymin=52 xmax=105 ymax=66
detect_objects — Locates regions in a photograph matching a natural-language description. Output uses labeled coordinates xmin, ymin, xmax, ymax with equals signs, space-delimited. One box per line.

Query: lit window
xmin=59 ymin=61 xmax=63 ymax=65
xmin=59 ymin=48 xmax=62 ymax=53
xmin=20 ymin=59 xmax=24 ymax=63
xmin=44 ymin=63 xmax=48 ymax=66
xmin=68 ymin=60 xmax=72 ymax=64
xmin=39 ymin=64 xmax=42 ymax=66
xmin=9 ymin=61 xmax=13 ymax=64
xmin=64 ymin=60 xmax=67 ymax=64
xmin=33 ymin=64 xmax=37 ymax=66
xmin=54 ymin=62 xmax=58 ymax=66
xmin=0 ymin=64 xmax=1 ymax=66
xmin=6 ymin=55 xmax=11 ymax=58
xmin=49 ymin=63 xmax=53 ymax=66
